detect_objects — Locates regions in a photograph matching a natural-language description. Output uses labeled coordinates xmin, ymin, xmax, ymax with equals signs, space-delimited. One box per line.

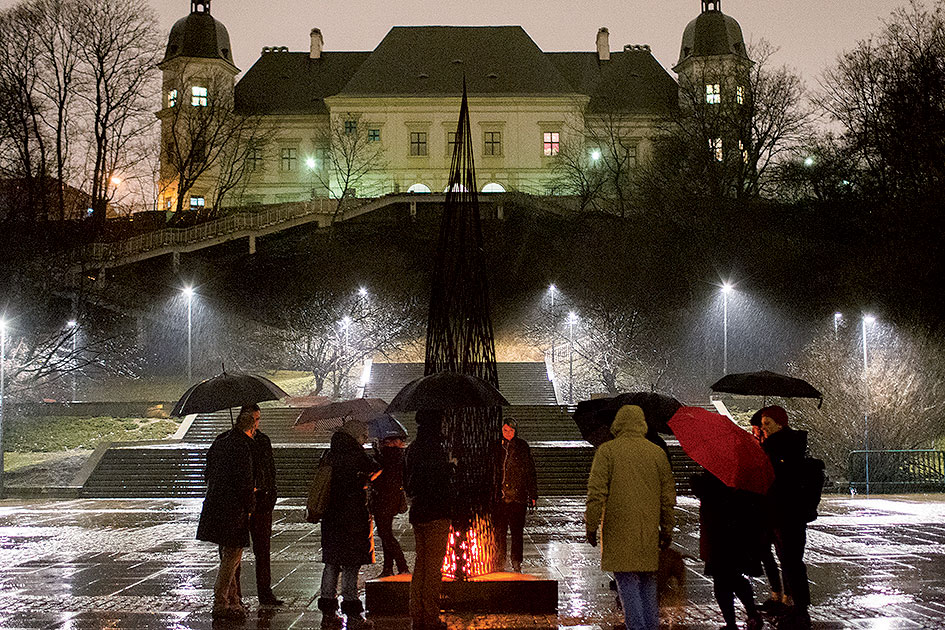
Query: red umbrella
xmin=667 ymin=406 xmax=774 ymax=495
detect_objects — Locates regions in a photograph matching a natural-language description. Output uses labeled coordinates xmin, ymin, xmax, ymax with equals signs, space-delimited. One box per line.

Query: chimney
xmin=310 ymin=28 xmax=323 ymax=59
xmin=596 ymin=27 xmax=610 ymax=61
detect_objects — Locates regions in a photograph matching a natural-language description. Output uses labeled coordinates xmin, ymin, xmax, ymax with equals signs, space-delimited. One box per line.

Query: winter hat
xmin=759 ymin=405 xmax=789 ymax=428
xmin=340 ymin=419 xmax=369 ymax=444
xmin=502 ymin=418 xmax=518 ymax=430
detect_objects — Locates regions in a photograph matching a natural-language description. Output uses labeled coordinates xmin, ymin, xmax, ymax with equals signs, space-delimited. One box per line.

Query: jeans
xmin=613 ymin=571 xmax=658 ymax=630
xmin=493 ymin=501 xmax=526 ymax=567
xmin=410 ymin=518 xmax=451 ymax=626
xmin=214 ymin=545 xmax=243 ymax=612
xmin=320 ymin=563 xmax=361 ymax=604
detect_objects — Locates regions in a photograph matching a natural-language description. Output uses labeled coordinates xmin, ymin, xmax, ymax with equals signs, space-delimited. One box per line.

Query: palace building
xmin=157 ymin=0 xmax=749 ymax=214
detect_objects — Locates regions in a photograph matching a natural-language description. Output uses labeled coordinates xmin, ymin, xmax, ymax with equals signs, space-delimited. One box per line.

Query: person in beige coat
xmin=586 ymin=404 xmax=676 ymax=630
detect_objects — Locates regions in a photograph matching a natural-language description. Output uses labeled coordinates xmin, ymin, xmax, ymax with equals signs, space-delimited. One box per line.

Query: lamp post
xmin=567 ymin=311 xmax=577 ymax=403
xmin=1 ymin=317 xmax=7 ymax=496
xmin=183 ymin=286 xmax=194 ymax=382
xmin=67 ymin=319 xmax=78 ymax=401
xmin=862 ymin=314 xmax=876 ymax=495
xmin=834 ymin=312 xmax=842 ymax=340
xmin=548 ymin=285 xmax=557 ymax=363
xmin=721 ymin=282 xmax=733 ymax=374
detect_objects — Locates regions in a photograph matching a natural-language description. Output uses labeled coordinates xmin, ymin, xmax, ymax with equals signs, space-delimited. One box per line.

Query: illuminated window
xmin=344 ymin=120 xmax=357 ymax=135
xmin=711 ymin=138 xmax=723 ymax=161
xmin=280 ymin=147 xmax=297 ymax=171
xmin=543 ymin=131 xmax=560 ymax=156
xmin=407 ymin=183 xmax=431 ymax=193
xmin=189 ymin=196 xmax=205 ymax=209
xmin=167 ymin=89 xmax=178 ymax=108
xmin=368 ymin=128 xmax=380 ymax=142
xmin=736 ymin=86 xmax=745 ymax=105
xmin=410 ymin=132 xmax=427 ymax=156
xmin=484 ymin=131 xmax=502 ymax=156
xmin=739 ymin=140 xmax=748 ymax=163
xmin=482 ymin=182 xmax=505 ymax=193
xmin=705 ymin=83 xmax=720 ymax=104
xmin=191 ymin=86 xmax=208 ymax=107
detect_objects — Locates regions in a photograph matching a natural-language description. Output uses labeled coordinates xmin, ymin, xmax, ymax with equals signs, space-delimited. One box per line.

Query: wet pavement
xmin=1 ymin=495 xmax=945 ymax=629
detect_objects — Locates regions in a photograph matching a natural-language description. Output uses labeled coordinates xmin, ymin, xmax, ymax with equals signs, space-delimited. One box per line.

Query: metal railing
xmin=849 ymin=449 xmax=945 ymax=493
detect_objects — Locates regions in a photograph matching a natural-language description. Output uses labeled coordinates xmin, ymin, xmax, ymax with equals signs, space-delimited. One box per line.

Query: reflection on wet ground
xmin=1 ymin=495 xmax=945 ymax=628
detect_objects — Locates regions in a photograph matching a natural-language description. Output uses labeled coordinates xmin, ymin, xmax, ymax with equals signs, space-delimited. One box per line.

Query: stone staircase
xmin=80 ymin=403 xmax=703 ymax=498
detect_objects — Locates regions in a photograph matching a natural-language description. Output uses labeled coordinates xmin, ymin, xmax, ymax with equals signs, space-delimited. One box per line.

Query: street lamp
xmin=1 ymin=317 xmax=8 ymax=496
xmin=182 ymin=286 xmax=195 ymax=382
xmin=862 ymin=314 xmax=876 ymax=495
xmin=834 ymin=312 xmax=842 ymax=340
xmin=567 ymin=311 xmax=577 ymax=403
xmin=67 ymin=319 xmax=78 ymax=401
xmin=721 ymin=282 xmax=734 ymax=374
xmin=548 ymin=285 xmax=557 ymax=363
xmin=358 ymin=286 xmax=368 ymax=298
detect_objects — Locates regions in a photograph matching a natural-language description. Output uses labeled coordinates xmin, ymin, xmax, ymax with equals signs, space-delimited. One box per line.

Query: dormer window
xmin=705 ymin=83 xmax=720 ymax=104
xmin=191 ymin=86 xmax=208 ymax=107
xmin=736 ymin=85 xmax=745 ymax=105
xmin=167 ymin=89 xmax=178 ymax=108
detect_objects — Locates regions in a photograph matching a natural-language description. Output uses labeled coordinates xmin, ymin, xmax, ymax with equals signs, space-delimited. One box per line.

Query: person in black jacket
xmin=317 ymin=420 xmax=380 ymax=630
xmin=196 ymin=408 xmax=257 ymax=621
xmin=245 ymin=404 xmax=283 ymax=606
xmin=760 ymin=405 xmax=812 ymax=628
xmin=370 ymin=435 xmax=410 ymax=577
xmin=493 ymin=419 xmax=537 ymax=572
xmin=691 ymin=471 xmax=764 ymax=630
xmin=405 ymin=410 xmax=454 ymax=630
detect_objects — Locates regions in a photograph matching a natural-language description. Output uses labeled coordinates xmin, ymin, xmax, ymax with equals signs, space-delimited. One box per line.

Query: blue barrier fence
xmin=849 ymin=449 xmax=945 ymax=493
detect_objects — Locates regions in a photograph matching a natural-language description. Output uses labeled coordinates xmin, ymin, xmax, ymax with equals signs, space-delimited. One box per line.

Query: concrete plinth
xmin=365 ymin=572 xmax=558 ymax=614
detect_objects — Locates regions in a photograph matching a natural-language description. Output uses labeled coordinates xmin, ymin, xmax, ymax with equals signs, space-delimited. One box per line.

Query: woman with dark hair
xmin=371 ymin=434 xmax=410 ymax=577
xmin=404 ymin=410 xmax=455 ymax=630
xmin=691 ymin=471 xmax=764 ymax=630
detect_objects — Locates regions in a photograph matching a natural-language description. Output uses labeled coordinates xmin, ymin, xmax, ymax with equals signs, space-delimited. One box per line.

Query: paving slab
xmin=2 ymin=495 xmax=945 ymax=629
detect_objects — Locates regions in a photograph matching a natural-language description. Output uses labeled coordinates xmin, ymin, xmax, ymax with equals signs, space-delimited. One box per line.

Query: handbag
xmin=305 ymin=458 xmax=332 ymax=524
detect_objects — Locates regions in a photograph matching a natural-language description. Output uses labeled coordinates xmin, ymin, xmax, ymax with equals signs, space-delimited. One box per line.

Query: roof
xmin=235 ymin=51 xmax=371 ymax=115
xmin=234 ymin=26 xmax=678 ymax=115
xmin=547 ymin=49 xmax=679 ymax=116
xmin=336 ymin=26 xmax=576 ymax=97
xmin=163 ymin=10 xmax=235 ymax=67
xmin=677 ymin=10 xmax=748 ymax=66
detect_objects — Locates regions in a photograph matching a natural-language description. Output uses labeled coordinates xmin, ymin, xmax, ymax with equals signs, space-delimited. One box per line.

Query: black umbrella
xmin=573 ymin=392 xmax=681 ymax=447
xmin=294 ymin=398 xmax=388 ymax=426
xmin=171 ymin=371 xmax=289 ymax=417
xmin=385 ymin=371 xmax=510 ymax=412
xmin=710 ymin=370 xmax=822 ymax=402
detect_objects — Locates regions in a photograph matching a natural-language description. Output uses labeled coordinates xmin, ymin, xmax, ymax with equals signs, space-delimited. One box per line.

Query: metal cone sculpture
xmin=425 ymin=79 xmax=501 ymax=579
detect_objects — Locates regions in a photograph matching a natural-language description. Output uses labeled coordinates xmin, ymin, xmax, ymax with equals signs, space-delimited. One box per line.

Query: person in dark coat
xmin=196 ymin=408 xmax=257 ymax=621
xmin=691 ymin=471 xmax=764 ymax=630
xmin=370 ymin=435 xmax=410 ymax=577
xmin=760 ymin=405 xmax=812 ymax=628
xmin=246 ymin=404 xmax=283 ymax=606
xmin=493 ymin=419 xmax=538 ymax=572
xmin=749 ymin=409 xmax=785 ymax=613
xmin=405 ymin=410 xmax=455 ymax=630
xmin=317 ymin=419 xmax=380 ymax=630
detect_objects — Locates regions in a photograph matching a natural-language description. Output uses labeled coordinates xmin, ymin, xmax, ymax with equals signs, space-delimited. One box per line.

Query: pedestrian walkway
xmin=1 ymin=494 xmax=944 ymax=629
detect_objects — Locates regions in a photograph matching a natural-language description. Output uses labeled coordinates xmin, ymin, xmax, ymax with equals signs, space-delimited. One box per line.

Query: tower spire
xmin=191 ymin=0 xmax=209 ymax=14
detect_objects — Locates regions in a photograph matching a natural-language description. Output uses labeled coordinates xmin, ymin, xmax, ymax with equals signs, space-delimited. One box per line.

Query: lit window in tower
xmin=706 ymin=83 xmax=721 ymax=104
xmin=191 ymin=86 xmax=208 ymax=107
xmin=711 ymin=138 xmax=723 ymax=161
xmin=167 ymin=89 xmax=178 ymax=108
xmin=736 ymin=85 xmax=745 ymax=104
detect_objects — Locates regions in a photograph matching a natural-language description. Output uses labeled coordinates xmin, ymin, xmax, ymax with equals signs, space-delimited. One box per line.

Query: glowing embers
xmin=441 ymin=514 xmax=496 ymax=579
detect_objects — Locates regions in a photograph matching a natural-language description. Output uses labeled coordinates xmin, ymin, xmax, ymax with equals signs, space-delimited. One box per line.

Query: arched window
xmin=481 ymin=183 xmax=506 ymax=193
xmin=444 ymin=183 xmax=468 ymax=193
xmin=407 ymin=183 xmax=431 ymax=193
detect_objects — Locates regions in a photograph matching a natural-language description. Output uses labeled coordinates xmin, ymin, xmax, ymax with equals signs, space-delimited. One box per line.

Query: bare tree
xmin=310 ymin=113 xmax=386 ymax=225
xmin=74 ymin=0 xmax=160 ymax=230
xmin=819 ymin=0 xmax=945 ymax=202
xmin=790 ymin=321 xmax=945 ymax=480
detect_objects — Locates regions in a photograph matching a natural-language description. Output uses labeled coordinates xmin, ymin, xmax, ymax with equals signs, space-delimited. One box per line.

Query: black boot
xmin=317 ymin=597 xmax=343 ymax=629
xmin=341 ymin=599 xmax=374 ymax=630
